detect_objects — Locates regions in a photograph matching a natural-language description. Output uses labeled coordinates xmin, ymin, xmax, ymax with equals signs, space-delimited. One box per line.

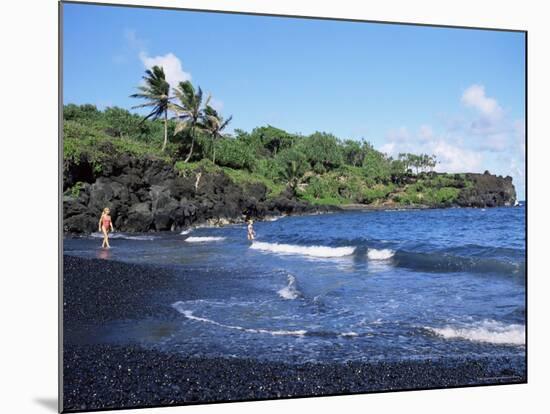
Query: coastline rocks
xmin=456 ymin=173 xmax=517 ymax=208
xmin=63 ymin=153 xmax=517 ymax=234
xmin=63 ymin=154 xmax=330 ymax=233
xmin=126 ymin=202 xmax=154 ymax=232
xmin=64 ymin=212 xmax=98 ymax=233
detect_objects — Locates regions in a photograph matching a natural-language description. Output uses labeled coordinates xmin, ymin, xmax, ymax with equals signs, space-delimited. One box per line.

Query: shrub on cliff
xmin=361 ymin=185 xmax=395 ymax=204
xmin=214 ymin=138 xmax=256 ymax=170
xmin=275 ymin=148 xmax=309 ymax=191
xmin=63 ymin=120 xmax=173 ymax=174
xmin=295 ymin=132 xmax=344 ymax=171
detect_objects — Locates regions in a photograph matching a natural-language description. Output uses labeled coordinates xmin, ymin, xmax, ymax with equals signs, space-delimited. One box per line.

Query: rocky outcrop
xmin=63 ymin=153 xmax=332 ymax=233
xmin=456 ymin=171 xmax=517 ymax=208
xmin=63 ymin=151 xmax=517 ymax=233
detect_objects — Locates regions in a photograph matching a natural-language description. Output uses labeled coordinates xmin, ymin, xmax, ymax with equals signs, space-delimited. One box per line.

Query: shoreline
xmin=63 ymin=203 xmax=523 ymax=236
xmin=62 ymin=255 xmax=526 ymax=412
xmin=338 ymin=203 xmax=432 ymax=211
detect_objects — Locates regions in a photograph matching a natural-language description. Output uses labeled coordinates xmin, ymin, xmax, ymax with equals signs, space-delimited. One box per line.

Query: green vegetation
xmin=64 ymin=65 xmax=474 ymax=206
xmin=66 ymin=181 xmax=85 ymax=198
xmin=63 ymin=116 xmax=171 ymax=174
xmin=130 ymin=66 xmax=171 ymax=151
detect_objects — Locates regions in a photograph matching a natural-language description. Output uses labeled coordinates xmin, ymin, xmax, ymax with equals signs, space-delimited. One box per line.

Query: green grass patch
xmin=63 ymin=120 xmax=171 ymax=173
xmin=299 ymin=193 xmax=350 ymax=206
xmin=398 ymin=184 xmax=460 ymax=205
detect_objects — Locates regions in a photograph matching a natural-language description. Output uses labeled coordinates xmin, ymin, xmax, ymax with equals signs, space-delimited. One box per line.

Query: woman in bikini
xmin=98 ymin=207 xmax=114 ymax=248
xmin=247 ymin=219 xmax=256 ymax=241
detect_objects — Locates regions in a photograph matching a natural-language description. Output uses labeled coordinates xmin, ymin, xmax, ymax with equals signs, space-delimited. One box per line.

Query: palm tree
xmin=130 ymin=66 xmax=171 ymax=152
xmin=171 ymin=81 xmax=209 ymax=163
xmin=278 ymin=149 xmax=307 ymax=194
xmin=202 ymin=105 xmax=233 ymax=164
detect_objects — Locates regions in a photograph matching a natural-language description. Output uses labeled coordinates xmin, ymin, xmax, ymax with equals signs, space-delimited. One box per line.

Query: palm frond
xmin=130 ymin=101 xmax=158 ymax=109
xmin=220 ymin=115 xmax=233 ymax=131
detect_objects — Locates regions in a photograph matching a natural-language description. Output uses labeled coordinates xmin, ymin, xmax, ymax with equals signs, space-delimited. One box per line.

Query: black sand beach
xmin=62 ymin=255 xmax=525 ymax=412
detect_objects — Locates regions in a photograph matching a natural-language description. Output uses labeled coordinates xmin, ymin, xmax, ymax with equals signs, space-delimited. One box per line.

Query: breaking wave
xmin=278 ymin=274 xmax=301 ymax=300
xmin=425 ymin=320 xmax=525 ymax=345
xmin=340 ymin=332 xmax=359 ymax=337
xmin=367 ymin=248 xmax=395 ymax=260
xmin=264 ymin=215 xmax=282 ymax=222
xmin=185 ymin=236 xmax=226 ymax=243
xmin=250 ymin=241 xmax=355 ymax=258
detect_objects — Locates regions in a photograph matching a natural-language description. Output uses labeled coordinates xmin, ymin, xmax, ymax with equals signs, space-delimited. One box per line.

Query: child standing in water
xmin=98 ymin=207 xmax=114 ymax=248
xmin=247 ymin=219 xmax=256 ymax=241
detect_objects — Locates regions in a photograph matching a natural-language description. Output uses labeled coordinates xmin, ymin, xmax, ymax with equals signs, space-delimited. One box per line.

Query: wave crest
xmin=185 ymin=236 xmax=226 ymax=243
xmin=425 ymin=320 xmax=525 ymax=345
xmin=367 ymin=248 xmax=395 ymax=260
xmin=250 ymin=241 xmax=355 ymax=258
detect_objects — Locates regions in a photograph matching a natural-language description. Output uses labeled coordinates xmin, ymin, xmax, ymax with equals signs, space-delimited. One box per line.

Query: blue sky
xmin=63 ymin=3 xmax=526 ymax=198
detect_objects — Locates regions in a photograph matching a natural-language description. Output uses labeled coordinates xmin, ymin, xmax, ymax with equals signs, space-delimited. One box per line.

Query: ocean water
xmin=64 ymin=206 xmax=526 ymax=364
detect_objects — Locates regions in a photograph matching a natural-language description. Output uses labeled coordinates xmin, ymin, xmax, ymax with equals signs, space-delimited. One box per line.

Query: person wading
xmin=247 ymin=219 xmax=256 ymax=241
xmin=98 ymin=207 xmax=114 ymax=248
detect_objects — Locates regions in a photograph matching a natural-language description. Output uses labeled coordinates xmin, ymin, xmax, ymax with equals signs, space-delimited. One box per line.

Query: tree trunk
xmin=161 ymin=110 xmax=168 ymax=152
xmin=184 ymin=128 xmax=195 ymax=163
xmin=212 ymin=137 xmax=216 ymax=164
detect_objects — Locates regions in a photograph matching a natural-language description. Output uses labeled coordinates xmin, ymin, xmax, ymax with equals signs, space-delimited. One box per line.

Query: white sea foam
xmin=278 ymin=274 xmax=300 ymax=300
xmin=180 ymin=229 xmax=193 ymax=235
xmin=367 ymin=248 xmax=395 ymax=260
xmin=185 ymin=236 xmax=226 ymax=243
xmin=172 ymin=303 xmax=306 ymax=336
xmin=250 ymin=241 xmax=355 ymax=258
xmin=340 ymin=332 xmax=359 ymax=337
xmin=426 ymin=320 xmax=525 ymax=345
xmin=264 ymin=215 xmax=282 ymax=222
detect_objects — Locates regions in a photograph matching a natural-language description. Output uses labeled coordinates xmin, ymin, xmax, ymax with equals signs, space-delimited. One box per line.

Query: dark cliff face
xmin=456 ymin=172 xmax=517 ymax=208
xmin=63 ymin=155 xmax=330 ymax=233
xmin=63 ymin=154 xmax=518 ymax=233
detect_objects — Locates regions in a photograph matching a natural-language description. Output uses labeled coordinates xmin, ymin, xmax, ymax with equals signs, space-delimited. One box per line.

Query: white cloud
xmin=123 ymin=30 xmax=192 ymax=91
xmin=431 ymin=139 xmax=483 ymax=173
xmin=139 ymin=51 xmax=191 ymax=90
xmin=461 ymin=84 xmax=504 ymax=121
xmin=453 ymin=84 xmax=520 ymax=153
xmin=378 ymin=85 xmax=524 ymax=198
xmin=380 ymin=127 xmax=483 ymax=173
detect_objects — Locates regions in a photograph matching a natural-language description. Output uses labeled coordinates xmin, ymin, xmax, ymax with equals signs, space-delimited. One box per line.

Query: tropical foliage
xmin=171 ymin=80 xmax=211 ymax=162
xmin=64 ymin=64 xmax=469 ymax=206
xmin=130 ymin=66 xmax=171 ymax=151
